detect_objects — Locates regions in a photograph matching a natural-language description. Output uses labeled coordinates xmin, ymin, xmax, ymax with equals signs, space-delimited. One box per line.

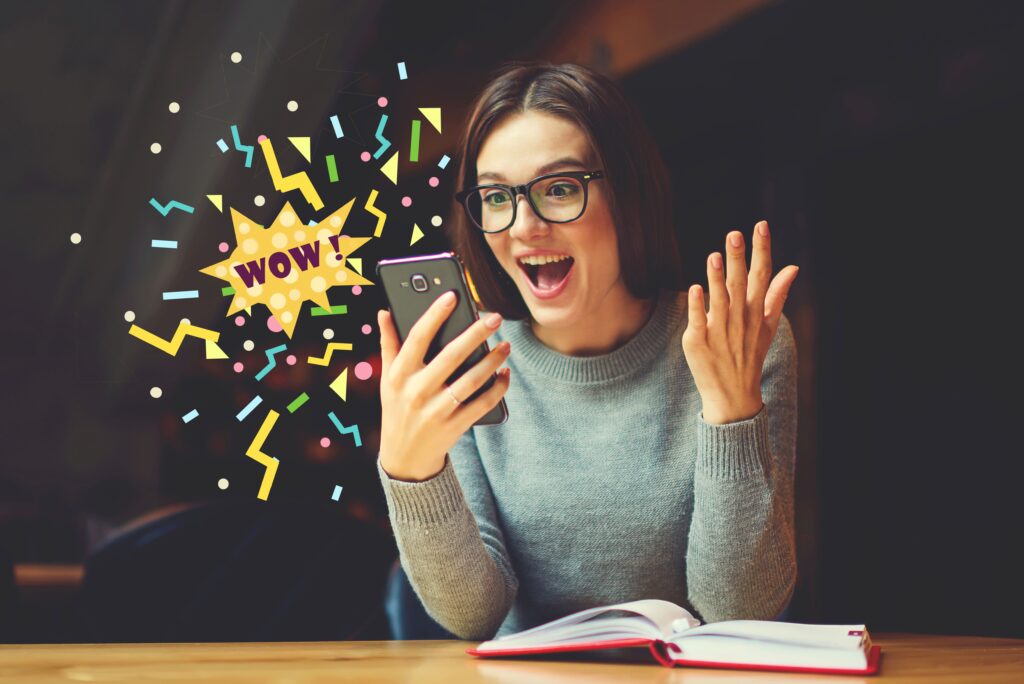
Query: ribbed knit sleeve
xmin=377 ymin=429 xmax=518 ymax=640
xmin=686 ymin=313 xmax=799 ymax=622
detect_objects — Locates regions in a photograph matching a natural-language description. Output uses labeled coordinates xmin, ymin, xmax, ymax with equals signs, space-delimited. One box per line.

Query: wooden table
xmin=0 ymin=634 xmax=1021 ymax=683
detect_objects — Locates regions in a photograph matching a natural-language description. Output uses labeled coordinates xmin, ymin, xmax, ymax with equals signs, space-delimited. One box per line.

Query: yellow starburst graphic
xmin=200 ymin=198 xmax=372 ymax=337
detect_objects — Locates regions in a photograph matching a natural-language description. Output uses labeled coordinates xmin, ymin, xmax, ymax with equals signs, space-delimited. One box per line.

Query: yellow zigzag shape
xmin=258 ymin=136 xmax=324 ymax=210
xmin=129 ymin=322 xmax=220 ymax=355
xmin=307 ymin=342 xmax=353 ymax=366
xmin=246 ymin=409 xmax=280 ymax=501
xmin=365 ymin=189 xmax=387 ymax=237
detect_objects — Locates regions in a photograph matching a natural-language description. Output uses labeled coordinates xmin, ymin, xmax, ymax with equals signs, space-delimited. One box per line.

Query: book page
xmin=675 ymin=621 xmax=867 ymax=650
xmin=480 ymin=599 xmax=697 ymax=649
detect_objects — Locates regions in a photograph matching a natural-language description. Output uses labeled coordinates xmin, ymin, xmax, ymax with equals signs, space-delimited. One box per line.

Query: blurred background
xmin=1 ymin=0 xmax=1021 ymax=642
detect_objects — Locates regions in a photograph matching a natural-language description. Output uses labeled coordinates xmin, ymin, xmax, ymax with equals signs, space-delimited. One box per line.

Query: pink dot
xmin=234 ymin=315 xmax=245 ymax=327
xmin=320 ymin=437 xmax=331 ymax=448
xmin=257 ymin=134 xmax=268 ymax=143
xmin=352 ymin=285 xmax=362 ymax=295
xmin=361 ymin=324 xmax=372 ymax=334
xmin=354 ymin=361 xmax=373 ymax=381
xmin=233 ymin=362 xmax=244 ymax=373
xmin=428 ymin=176 xmax=440 ymax=187
xmin=401 ymin=196 xmax=412 ymax=207
xmin=267 ymin=315 xmax=283 ymax=333
xmin=377 ymin=96 xmax=388 ymax=107
xmin=286 ymin=354 xmax=297 ymax=365
xmin=219 ymin=242 xmax=230 ymax=253
xmin=360 ymin=151 xmax=371 ymax=162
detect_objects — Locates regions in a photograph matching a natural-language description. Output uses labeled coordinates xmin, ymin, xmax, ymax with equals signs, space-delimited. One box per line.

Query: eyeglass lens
xmin=466 ymin=176 xmax=587 ymax=232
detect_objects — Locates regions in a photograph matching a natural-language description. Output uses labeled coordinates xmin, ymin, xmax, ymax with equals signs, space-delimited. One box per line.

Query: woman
xmin=376 ymin=62 xmax=800 ymax=641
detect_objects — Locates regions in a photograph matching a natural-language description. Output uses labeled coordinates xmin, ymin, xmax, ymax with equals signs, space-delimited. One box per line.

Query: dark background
xmin=1 ymin=0 xmax=1021 ymax=641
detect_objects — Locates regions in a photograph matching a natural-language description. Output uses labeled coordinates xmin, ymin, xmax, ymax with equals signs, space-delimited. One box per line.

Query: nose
xmin=507 ymin=192 xmax=549 ymax=241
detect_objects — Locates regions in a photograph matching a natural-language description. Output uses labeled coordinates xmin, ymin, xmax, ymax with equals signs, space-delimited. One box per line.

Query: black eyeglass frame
xmin=454 ymin=170 xmax=605 ymax=233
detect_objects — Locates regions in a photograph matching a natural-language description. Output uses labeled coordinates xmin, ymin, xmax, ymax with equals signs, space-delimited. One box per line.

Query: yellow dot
xmin=311 ymin=276 xmax=327 ymax=292
xmin=289 ymin=289 xmax=301 ymax=301
xmin=317 ymin=228 xmax=333 ymax=243
xmin=168 ymin=102 xmax=180 ymax=113
xmin=247 ymin=283 xmax=263 ymax=296
xmin=215 ymin=266 xmax=227 ymax=277
xmin=271 ymin=232 xmax=288 ymax=249
xmin=281 ymin=311 xmax=294 ymax=323
xmin=334 ymin=269 xmax=348 ymax=282
xmin=70 ymin=233 xmax=82 ymax=244
xmin=242 ymin=238 xmax=259 ymax=254
xmin=293 ymin=230 xmax=306 ymax=242
xmin=234 ymin=296 xmax=247 ymax=308
xmin=238 ymin=222 xmax=251 ymax=235
xmin=280 ymin=211 xmax=296 ymax=227
xmin=150 ymin=142 xmax=162 ymax=154
xmin=330 ymin=215 xmax=342 ymax=228
xmin=231 ymin=51 xmax=242 ymax=63
xmin=270 ymin=293 xmax=286 ymax=309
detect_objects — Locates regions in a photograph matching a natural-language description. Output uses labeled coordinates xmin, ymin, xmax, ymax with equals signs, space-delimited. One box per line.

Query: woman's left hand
xmin=682 ymin=220 xmax=799 ymax=425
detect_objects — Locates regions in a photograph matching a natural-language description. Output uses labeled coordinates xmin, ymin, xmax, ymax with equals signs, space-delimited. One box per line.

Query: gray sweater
xmin=377 ymin=289 xmax=798 ymax=640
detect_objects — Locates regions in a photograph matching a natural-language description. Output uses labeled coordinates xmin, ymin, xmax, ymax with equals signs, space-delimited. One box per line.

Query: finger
xmin=391 ymin=290 xmax=457 ymax=378
xmin=763 ymin=265 xmax=799 ymax=335
xmin=706 ymin=252 xmax=728 ymax=341
xmin=439 ymin=340 xmax=511 ymax=415
xmin=683 ymin=284 xmax=707 ymax=348
xmin=421 ymin=310 xmax=504 ymax=389
xmin=379 ymin=309 xmax=399 ymax=379
xmin=454 ymin=366 xmax=511 ymax=431
xmin=746 ymin=220 xmax=772 ymax=352
xmin=725 ymin=230 xmax=748 ymax=350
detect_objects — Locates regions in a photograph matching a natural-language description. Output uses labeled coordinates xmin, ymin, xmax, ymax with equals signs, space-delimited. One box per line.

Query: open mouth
xmin=518 ymin=255 xmax=575 ymax=292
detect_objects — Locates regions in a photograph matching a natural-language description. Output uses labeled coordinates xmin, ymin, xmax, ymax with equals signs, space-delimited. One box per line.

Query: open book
xmin=466 ymin=599 xmax=880 ymax=675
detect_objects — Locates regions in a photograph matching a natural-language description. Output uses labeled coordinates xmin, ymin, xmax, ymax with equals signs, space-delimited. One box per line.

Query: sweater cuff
xmin=696 ymin=405 xmax=772 ymax=479
xmin=377 ymin=454 xmax=467 ymax=525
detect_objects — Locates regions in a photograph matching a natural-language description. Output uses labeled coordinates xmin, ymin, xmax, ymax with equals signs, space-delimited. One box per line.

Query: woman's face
xmin=477 ymin=110 xmax=625 ymax=330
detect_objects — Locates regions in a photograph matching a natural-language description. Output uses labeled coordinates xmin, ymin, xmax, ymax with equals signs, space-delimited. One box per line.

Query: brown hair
xmin=450 ymin=61 xmax=684 ymax=320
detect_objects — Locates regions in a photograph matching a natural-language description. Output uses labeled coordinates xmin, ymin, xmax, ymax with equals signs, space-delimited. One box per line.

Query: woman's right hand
xmin=377 ymin=290 xmax=511 ymax=482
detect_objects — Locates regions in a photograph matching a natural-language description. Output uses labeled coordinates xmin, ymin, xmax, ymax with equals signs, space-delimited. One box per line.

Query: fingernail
xmin=710 ymin=253 xmax=723 ymax=270
xmin=690 ymin=285 xmax=702 ymax=297
xmin=440 ymin=291 xmax=456 ymax=305
xmin=729 ymin=233 xmax=743 ymax=248
xmin=757 ymin=221 xmax=769 ymax=237
xmin=484 ymin=312 xmax=503 ymax=328
xmin=498 ymin=341 xmax=511 ymax=353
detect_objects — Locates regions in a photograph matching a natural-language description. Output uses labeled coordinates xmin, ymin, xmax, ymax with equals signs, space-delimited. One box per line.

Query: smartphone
xmin=376 ymin=252 xmax=509 ymax=426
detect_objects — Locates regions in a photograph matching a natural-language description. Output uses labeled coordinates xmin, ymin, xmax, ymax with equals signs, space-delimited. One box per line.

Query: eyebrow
xmin=476 ymin=157 xmax=589 ymax=183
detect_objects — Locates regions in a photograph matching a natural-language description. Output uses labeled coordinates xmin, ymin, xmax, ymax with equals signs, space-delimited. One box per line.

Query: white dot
xmin=271 ymin=232 xmax=287 ymax=249
xmin=124 ymin=310 xmax=136 ymax=322
xmin=218 ymin=478 xmax=230 ymax=490
xmin=334 ymin=269 xmax=348 ymax=282
xmin=311 ymin=276 xmax=327 ymax=292
xmin=234 ymin=296 xmax=247 ymax=308
xmin=70 ymin=233 xmax=82 ymax=244
xmin=150 ymin=387 xmax=163 ymax=399
xmin=242 ymin=238 xmax=259 ymax=254
xmin=246 ymin=283 xmax=263 ymax=296
xmin=317 ymin=228 xmax=332 ymax=243
xmin=254 ymin=195 xmax=265 ymax=207
xmin=150 ymin=142 xmax=162 ymax=154
xmin=431 ymin=215 xmax=443 ymax=227
xmin=230 ymin=52 xmax=242 ymax=63
xmin=330 ymin=215 xmax=342 ymax=228
xmin=280 ymin=211 xmax=296 ymax=227
xmin=287 ymin=100 xmax=298 ymax=112
xmin=289 ymin=288 xmax=301 ymax=301
xmin=270 ymin=293 xmax=286 ymax=309
xmin=215 ymin=266 xmax=227 ymax=277
xmin=243 ymin=340 xmax=255 ymax=351
xmin=168 ymin=101 xmax=180 ymax=113
xmin=293 ymin=230 xmax=306 ymax=242
xmin=281 ymin=311 xmax=293 ymax=324
xmin=238 ymin=222 xmax=251 ymax=234
xmin=180 ymin=318 xmax=190 ymax=325
xmin=323 ymin=328 xmax=334 ymax=340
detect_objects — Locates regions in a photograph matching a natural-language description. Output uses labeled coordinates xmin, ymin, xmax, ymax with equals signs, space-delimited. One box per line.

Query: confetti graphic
xmin=149 ymin=198 xmax=195 ymax=216
xmin=162 ymin=290 xmax=200 ymax=300
xmin=236 ymin=395 xmax=264 ymax=422
xmin=329 ymin=368 xmax=348 ymax=401
xmin=151 ymin=239 xmax=178 ymax=249
xmin=326 ymin=154 xmax=339 ymax=183
xmin=331 ymin=484 xmax=344 ymax=501
xmin=310 ymin=304 xmax=347 ymax=317
xmin=307 ymin=342 xmax=353 ymax=366
xmin=245 ymin=409 xmax=280 ymax=501
xmin=438 ymin=154 xmax=451 ymax=170
xmin=397 ymin=61 xmax=408 ymax=80
xmin=328 ymin=411 xmax=362 ymax=447
xmin=230 ymin=124 xmax=254 ymax=168
xmin=380 ymin=151 xmax=398 ymax=184
xmin=409 ymin=119 xmax=421 ymax=162
xmin=364 ymin=189 xmax=388 ymax=237
xmin=182 ymin=409 xmax=199 ymax=423
xmin=373 ymin=114 xmax=391 ymax=160
xmin=129 ymin=321 xmax=222 ymax=356
xmin=255 ymin=343 xmax=288 ymax=381
xmin=329 ymin=114 xmax=344 ymax=138
xmin=257 ymin=135 xmax=324 ymax=210
xmin=286 ymin=392 xmax=310 ymax=413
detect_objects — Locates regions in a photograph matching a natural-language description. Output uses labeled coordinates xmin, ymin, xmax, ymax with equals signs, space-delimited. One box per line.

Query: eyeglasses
xmin=455 ymin=170 xmax=604 ymax=233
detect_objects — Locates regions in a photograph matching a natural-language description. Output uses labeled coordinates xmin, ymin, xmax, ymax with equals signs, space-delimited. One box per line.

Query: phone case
xmin=376 ymin=252 xmax=508 ymax=426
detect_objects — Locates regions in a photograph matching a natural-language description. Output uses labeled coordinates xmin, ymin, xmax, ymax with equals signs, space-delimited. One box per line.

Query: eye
xmin=482 ymin=190 xmax=511 ymax=208
xmin=546 ymin=182 xmax=581 ymax=199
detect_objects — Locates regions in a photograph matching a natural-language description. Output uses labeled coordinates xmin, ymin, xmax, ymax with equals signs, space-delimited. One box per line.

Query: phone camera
xmin=410 ymin=274 xmax=429 ymax=292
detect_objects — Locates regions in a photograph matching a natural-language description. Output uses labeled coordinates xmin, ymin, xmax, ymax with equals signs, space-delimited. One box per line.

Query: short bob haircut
xmin=450 ymin=62 xmax=684 ymax=320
